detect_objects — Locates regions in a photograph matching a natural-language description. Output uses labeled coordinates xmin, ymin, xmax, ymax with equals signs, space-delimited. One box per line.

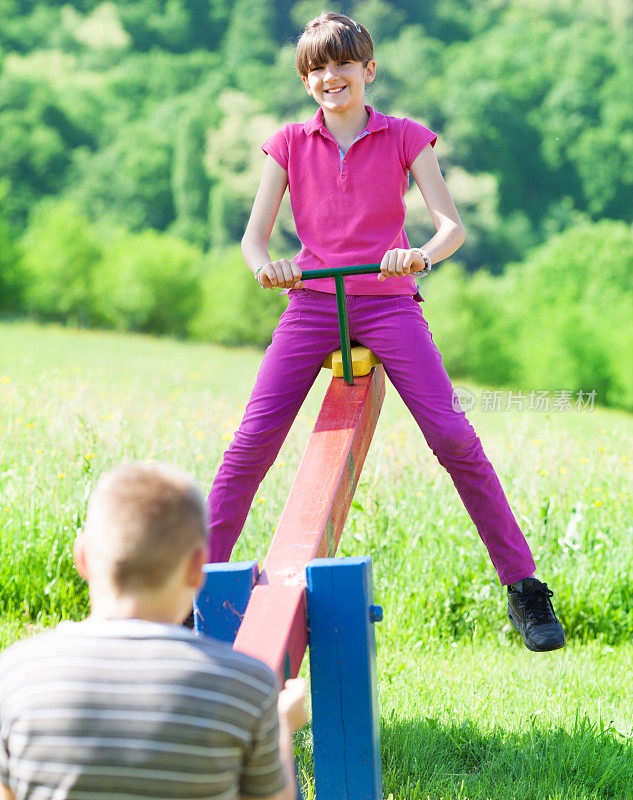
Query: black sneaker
xmin=507 ymin=577 xmax=566 ymax=652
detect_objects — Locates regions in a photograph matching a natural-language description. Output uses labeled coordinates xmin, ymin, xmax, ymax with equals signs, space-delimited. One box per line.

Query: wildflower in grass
xmin=599 ymin=447 xmax=606 ymax=453
xmin=26 ymin=422 xmax=35 ymax=429
xmin=57 ymin=473 xmax=64 ymax=479
xmin=580 ymin=457 xmax=589 ymax=464
xmin=1 ymin=376 xmax=10 ymax=383
xmin=276 ymin=461 xmax=285 ymax=467
xmin=532 ymin=438 xmax=541 ymax=445
xmin=196 ymin=454 xmax=205 ymax=461
xmin=559 ymin=467 xmax=568 ymax=475
xmin=593 ymin=501 xmax=603 ymax=508
xmin=538 ymin=469 xmax=548 ymax=476
xmin=194 ymin=430 xmax=205 ymax=440
xmin=257 ymin=497 xmax=266 ymax=504
xmin=222 ymin=433 xmax=232 ymax=441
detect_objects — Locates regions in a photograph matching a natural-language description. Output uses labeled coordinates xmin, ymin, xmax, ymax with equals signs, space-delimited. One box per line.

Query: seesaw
xmin=195 ymin=264 xmax=389 ymax=799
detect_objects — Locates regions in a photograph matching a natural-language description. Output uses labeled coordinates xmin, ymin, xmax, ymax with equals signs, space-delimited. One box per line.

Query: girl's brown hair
xmin=295 ymin=12 xmax=374 ymax=77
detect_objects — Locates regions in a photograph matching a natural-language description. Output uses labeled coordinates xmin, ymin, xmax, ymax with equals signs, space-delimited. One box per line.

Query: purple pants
xmin=207 ymin=290 xmax=535 ymax=585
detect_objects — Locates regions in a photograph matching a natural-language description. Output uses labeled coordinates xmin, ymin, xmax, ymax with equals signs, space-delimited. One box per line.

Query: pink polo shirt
xmin=261 ymin=105 xmax=437 ymax=295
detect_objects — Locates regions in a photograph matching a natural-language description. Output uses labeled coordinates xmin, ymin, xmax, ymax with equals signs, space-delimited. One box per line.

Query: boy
xmin=0 ymin=462 xmax=306 ymax=800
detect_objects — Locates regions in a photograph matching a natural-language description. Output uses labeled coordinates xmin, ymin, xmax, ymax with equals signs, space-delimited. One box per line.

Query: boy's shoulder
xmin=0 ymin=626 xmax=59 ymax=671
xmin=0 ymin=619 xmax=277 ymax=695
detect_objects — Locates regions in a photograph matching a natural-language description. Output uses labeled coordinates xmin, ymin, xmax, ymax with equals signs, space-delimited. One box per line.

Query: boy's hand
xmin=257 ymin=259 xmax=304 ymax=289
xmin=378 ymin=248 xmax=425 ymax=281
xmin=277 ymin=678 xmax=308 ymax=733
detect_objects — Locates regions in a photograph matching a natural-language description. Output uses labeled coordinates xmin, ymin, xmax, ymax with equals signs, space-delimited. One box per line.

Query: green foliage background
xmin=1 ymin=0 xmax=632 ymax=407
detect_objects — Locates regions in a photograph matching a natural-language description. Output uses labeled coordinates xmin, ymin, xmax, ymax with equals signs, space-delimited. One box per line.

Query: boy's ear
xmin=186 ymin=546 xmax=207 ymax=592
xmin=73 ymin=534 xmax=89 ymax=581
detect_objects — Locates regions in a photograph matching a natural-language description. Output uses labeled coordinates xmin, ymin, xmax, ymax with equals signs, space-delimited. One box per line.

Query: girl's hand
xmin=256 ymin=259 xmax=304 ymax=289
xmin=378 ymin=248 xmax=426 ymax=281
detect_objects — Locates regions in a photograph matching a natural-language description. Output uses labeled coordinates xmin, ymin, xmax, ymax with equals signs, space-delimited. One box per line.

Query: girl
xmin=207 ymin=12 xmax=565 ymax=653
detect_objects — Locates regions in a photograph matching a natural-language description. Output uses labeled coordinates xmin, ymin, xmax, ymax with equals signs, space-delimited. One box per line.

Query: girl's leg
xmin=208 ymin=290 xmax=340 ymax=562
xmin=350 ymin=294 xmax=535 ymax=585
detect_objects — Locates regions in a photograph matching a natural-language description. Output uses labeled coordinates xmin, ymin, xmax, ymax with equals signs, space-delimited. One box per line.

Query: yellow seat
xmin=322 ymin=346 xmax=382 ymax=378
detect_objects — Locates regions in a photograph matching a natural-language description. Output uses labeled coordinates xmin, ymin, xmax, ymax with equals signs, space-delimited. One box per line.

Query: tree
xmin=0 ymin=180 xmax=23 ymax=313
xmin=94 ymin=228 xmax=204 ymax=335
xmin=204 ymin=90 xmax=280 ymax=248
xmin=0 ymin=73 xmax=92 ymax=227
xmin=21 ymin=198 xmax=102 ymax=325
xmin=68 ymin=121 xmax=174 ymax=231
xmin=223 ymin=0 xmax=277 ymax=70
xmin=170 ymin=75 xmax=225 ymax=246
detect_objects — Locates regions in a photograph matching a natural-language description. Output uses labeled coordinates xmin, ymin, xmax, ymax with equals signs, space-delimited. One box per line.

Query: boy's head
xmin=76 ymin=462 xmax=206 ymax=610
xmin=295 ymin=12 xmax=374 ymax=77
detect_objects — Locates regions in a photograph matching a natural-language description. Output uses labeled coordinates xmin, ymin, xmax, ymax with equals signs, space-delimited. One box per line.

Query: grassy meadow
xmin=1 ymin=319 xmax=632 ymax=799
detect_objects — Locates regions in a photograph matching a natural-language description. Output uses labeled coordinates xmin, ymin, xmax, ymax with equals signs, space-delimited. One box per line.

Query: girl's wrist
xmin=254 ymin=266 xmax=266 ymax=286
xmin=410 ymin=248 xmax=432 ymax=276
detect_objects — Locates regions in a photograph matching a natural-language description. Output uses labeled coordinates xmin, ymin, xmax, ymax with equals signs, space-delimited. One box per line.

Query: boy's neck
xmin=321 ymin=104 xmax=370 ymax=146
xmin=88 ymin=587 xmax=190 ymax=625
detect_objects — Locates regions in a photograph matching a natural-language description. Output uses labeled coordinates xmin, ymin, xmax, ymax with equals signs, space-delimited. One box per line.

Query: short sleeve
xmin=262 ymin=126 xmax=290 ymax=171
xmin=240 ymin=684 xmax=286 ymax=797
xmin=402 ymin=117 xmax=437 ymax=169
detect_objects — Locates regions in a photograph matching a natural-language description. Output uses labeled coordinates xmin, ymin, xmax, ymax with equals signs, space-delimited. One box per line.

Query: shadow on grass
xmin=294 ymin=715 xmax=633 ymax=800
xmin=380 ymin=714 xmax=633 ymax=800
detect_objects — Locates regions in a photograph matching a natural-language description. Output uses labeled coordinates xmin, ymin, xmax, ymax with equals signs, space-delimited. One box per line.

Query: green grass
xmin=1 ymin=319 xmax=633 ymax=799
xmin=377 ymin=640 xmax=633 ymax=799
xmin=294 ymin=641 xmax=633 ymax=799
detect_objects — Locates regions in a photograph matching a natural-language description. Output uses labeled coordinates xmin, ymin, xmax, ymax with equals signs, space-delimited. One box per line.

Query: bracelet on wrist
xmin=410 ymin=248 xmax=432 ymax=276
xmin=254 ymin=266 xmax=265 ymax=287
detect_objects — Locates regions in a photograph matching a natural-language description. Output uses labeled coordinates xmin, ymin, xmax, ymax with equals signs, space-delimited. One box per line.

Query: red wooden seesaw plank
xmin=233 ymin=366 xmax=385 ymax=683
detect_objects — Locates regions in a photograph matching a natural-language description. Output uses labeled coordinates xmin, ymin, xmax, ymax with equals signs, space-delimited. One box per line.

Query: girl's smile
xmin=302 ymin=59 xmax=376 ymax=113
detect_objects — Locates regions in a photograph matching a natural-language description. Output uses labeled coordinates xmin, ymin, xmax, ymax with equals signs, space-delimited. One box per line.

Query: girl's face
xmin=302 ymin=58 xmax=376 ymax=114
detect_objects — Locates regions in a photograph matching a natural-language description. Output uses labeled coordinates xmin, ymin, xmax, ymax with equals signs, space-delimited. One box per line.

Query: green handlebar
xmin=300 ymin=263 xmax=381 ymax=281
xmin=300 ymin=264 xmax=382 ymax=385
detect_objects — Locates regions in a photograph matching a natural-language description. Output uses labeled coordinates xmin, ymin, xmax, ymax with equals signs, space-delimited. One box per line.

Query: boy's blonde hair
xmin=295 ymin=12 xmax=374 ymax=77
xmin=84 ymin=462 xmax=206 ymax=592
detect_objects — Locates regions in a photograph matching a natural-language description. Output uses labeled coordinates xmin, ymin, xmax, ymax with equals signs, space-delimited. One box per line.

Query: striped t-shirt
xmin=0 ymin=618 xmax=285 ymax=800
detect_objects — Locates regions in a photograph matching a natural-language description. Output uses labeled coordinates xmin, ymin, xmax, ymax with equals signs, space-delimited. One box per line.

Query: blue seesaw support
xmin=306 ymin=557 xmax=382 ymax=800
xmin=193 ymin=561 xmax=259 ymax=642
xmin=194 ymin=556 xmax=383 ymax=800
